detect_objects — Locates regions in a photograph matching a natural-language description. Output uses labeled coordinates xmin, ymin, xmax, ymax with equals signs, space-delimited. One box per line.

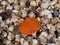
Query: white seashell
xmin=44 ymin=10 xmax=50 ymax=15
xmin=15 ymin=34 xmax=20 ymax=42
xmin=47 ymin=13 xmax=52 ymax=19
xmin=23 ymin=41 xmax=29 ymax=45
xmin=14 ymin=5 xmax=19 ymax=10
xmin=6 ymin=6 xmax=13 ymax=10
xmin=39 ymin=35 xmax=47 ymax=43
xmin=1 ymin=1 xmax=7 ymax=6
xmin=48 ymin=43 xmax=55 ymax=45
xmin=50 ymin=25 xmax=55 ymax=31
xmin=37 ymin=17 xmax=40 ymax=21
xmin=0 ymin=9 xmax=3 ymax=13
xmin=41 ymin=32 xmax=48 ymax=37
xmin=11 ymin=16 xmax=18 ymax=22
xmin=12 ymin=10 xmax=18 ymax=13
xmin=6 ymin=40 xmax=11 ymax=45
xmin=28 ymin=12 xmax=35 ymax=18
xmin=32 ymin=39 xmax=38 ymax=45
xmin=56 ymin=23 xmax=60 ymax=29
xmin=58 ymin=36 xmax=60 ymax=41
xmin=40 ymin=11 xmax=45 ymax=16
xmin=1 ymin=21 xmax=5 ymax=27
xmin=21 ymin=12 xmax=27 ymax=18
xmin=20 ymin=1 xmax=25 ymax=7
xmin=41 ymin=2 xmax=49 ymax=9
xmin=8 ymin=0 xmax=14 ymax=3
xmin=20 ymin=38 xmax=24 ymax=44
xmin=8 ymin=25 xmax=14 ymax=32
xmin=6 ymin=19 xmax=10 ymax=24
xmin=3 ymin=31 xmax=7 ymax=37
xmin=0 ymin=16 xmax=2 ymax=21
xmin=47 ymin=24 xmax=51 ymax=29
xmin=51 ymin=1 xmax=56 ymax=6
xmin=30 ymin=1 xmax=37 ymax=6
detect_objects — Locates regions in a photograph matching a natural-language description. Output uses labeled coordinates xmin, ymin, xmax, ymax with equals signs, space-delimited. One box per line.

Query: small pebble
xmin=36 ymin=7 xmax=42 ymax=13
xmin=15 ymin=34 xmax=20 ymax=42
xmin=37 ymin=17 xmax=40 ymax=21
xmin=55 ymin=4 xmax=60 ymax=9
xmin=47 ymin=13 xmax=52 ymax=19
xmin=1 ymin=21 xmax=5 ymax=27
xmin=41 ymin=2 xmax=49 ymax=9
xmin=50 ymin=25 xmax=55 ymax=31
xmin=0 ymin=9 xmax=3 ymax=13
xmin=42 ymin=25 xmax=47 ymax=30
xmin=20 ymin=1 xmax=25 ymax=8
xmin=23 ymin=41 xmax=29 ymax=45
xmin=12 ymin=10 xmax=18 ymax=13
xmin=30 ymin=1 xmax=37 ymax=6
xmin=32 ymin=39 xmax=38 ymax=45
xmin=15 ymin=42 xmax=21 ymax=45
xmin=7 ymin=32 xmax=14 ymax=40
xmin=32 ymin=32 xmax=36 ymax=37
xmin=50 ymin=1 xmax=56 ymax=6
xmin=14 ymin=5 xmax=19 ymax=10
xmin=47 ymin=24 xmax=51 ymax=29
xmin=1 ymin=1 xmax=7 ymax=6
xmin=52 ymin=10 xmax=59 ymax=17
xmin=8 ymin=25 xmax=14 ymax=32
xmin=40 ymin=11 xmax=45 ymax=16
xmin=51 ymin=18 xmax=58 ymax=24
xmin=28 ymin=12 xmax=35 ymax=18
xmin=21 ymin=12 xmax=27 ymax=18
xmin=20 ymin=38 xmax=24 ymax=45
xmin=47 ymin=34 xmax=53 ymax=39
xmin=42 ymin=18 xmax=49 ymax=24
xmin=6 ymin=18 xmax=11 ymax=24
xmin=6 ymin=40 xmax=13 ymax=45
xmin=56 ymin=23 xmax=60 ymax=29
xmin=40 ymin=32 xmax=48 ymax=37
xmin=0 ymin=16 xmax=2 ymax=21
xmin=55 ymin=40 xmax=60 ymax=45
xmin=55 ymin=17 xmax=60 ymax=23
xmin=6 ymin=5 xmax=13 ymax=10
xmin=44 ymin=10 xmax=50 ymax=16
xmin=2 ymin=31 xmax=7 ymax=37
xmin=11 ymin=15 xmax=18 ymax=22
xmin=48 ymin=43 xmax=55 ymax=45
xmin=8 ymin=0 xmax=14 ymax=4
xmin=39 ymin=36 xmax=47 ymax=43
xmin=58 ymin=36 xmax=60 ymax=41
